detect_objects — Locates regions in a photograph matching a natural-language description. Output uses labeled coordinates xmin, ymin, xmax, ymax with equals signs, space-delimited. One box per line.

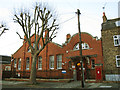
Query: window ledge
xmin=50 ymin=68 xmax=54 ymax=70
xmin=116 ymin=66 xmax=120 ymax=67
xmin=38 ymin=68 xmax=42 ymax=70
xmin=73 ymin=48 xmax=93 ymax=51
xmin=57 ymin=68 xmax=62 ymax=70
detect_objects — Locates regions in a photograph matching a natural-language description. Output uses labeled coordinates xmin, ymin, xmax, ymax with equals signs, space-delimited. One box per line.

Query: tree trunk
xmin=30 ymin=54 xmax=37 ymax=84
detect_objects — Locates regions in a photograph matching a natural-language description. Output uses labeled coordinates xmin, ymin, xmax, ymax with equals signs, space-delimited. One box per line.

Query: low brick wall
xmin=105 ymin=74 xmax=120 ymax=81
xmin=11 ymin=70 xmax=73 ymax=79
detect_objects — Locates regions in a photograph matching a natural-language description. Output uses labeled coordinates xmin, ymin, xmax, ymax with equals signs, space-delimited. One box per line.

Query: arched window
xmin=26 ymin=57 xmax=30 ymax=70
xmin=27 ymin=47 xmax=31 ymax=52
xmin=73 ymin=42 xmax=90 ymax=50
xmin=33 ymin=43 xmax=35 ymax=48
xmin=18 ymin=58 xmax=21 ymax=70
xmin=39 ymin=44 xmax=42 ymax=50
xmin=38 ymin=56 xmax=42 ymax=70
xmin=14 ymin=59 xmax=16 ymax=68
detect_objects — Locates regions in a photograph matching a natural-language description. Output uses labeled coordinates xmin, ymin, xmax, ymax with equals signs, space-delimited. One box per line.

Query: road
xmin=1 ymin=80 xmax=120 ymax=90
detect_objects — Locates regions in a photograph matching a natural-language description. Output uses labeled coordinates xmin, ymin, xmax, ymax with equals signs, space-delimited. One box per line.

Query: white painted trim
xmin=116 ymin=55 xmax=120 ymax=67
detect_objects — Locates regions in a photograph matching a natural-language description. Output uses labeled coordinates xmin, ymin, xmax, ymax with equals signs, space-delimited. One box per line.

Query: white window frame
xmin=18 ymin=58 xmax=21 ymax=70
xmin=27 ymin=47 xmax=31 ymax=52
xmin=26 ymin=57 xmax=30 ymax=70
xmin=49 ymin=56 xmax=54 ymax=70
xmin=57 ymin=55 xmax=62 ymax=69
xmin=39 ymin=44 xmax=42 ymax=50
xmin=91 ymin=59 xmax=95 ymax=69
xmin=73 ymin=43 xmax=90 ymax=50
xmin=73 ymin=43 xmax=79 ymax=50
xmin=33 ymin=43 xmax=35 ymax=48
xmin=14 ymin=59 xmax=16 ymax=68
xmin=5 ymin=66 xmax=11 ymax=71
xmin=38 ymin=56 xmax=42 ymax=70
xmin=113 ymin=35 xmax=120 ymax=46
xmin=116 ymin=55 xmax=120 ymax=67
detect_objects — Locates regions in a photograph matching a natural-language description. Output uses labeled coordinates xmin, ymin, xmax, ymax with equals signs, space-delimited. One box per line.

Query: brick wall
xmin=101 ymin=27 xmax=120 ymax=74
xmin=11 ymin=32 xmax=103 ymax=80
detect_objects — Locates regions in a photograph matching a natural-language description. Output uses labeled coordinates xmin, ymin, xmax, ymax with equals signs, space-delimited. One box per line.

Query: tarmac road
xmin=1 ymin=80 xmax=120 ymax=90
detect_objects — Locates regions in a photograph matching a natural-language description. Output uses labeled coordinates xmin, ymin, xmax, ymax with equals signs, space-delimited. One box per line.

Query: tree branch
xmin=0 ymin=24 xmax=9 ymax=37
xmin=16 ymin=32 xmax=26 ymax=40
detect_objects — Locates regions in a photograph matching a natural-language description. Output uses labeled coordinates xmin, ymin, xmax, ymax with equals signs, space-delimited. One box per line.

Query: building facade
xmin=101 ymin=12 xmax=120 ymax=81
xmin=0 ymin=55 xmax=11 ymax=79
xmin=11 ymin=32 xmax=104 ymax=81
xmin=0 ymin=55 xmax=11 ymax=71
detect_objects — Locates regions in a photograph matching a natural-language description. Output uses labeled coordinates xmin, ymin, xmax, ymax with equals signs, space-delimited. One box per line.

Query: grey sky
xmin=0 ymin=0 xmax=119 ymax=56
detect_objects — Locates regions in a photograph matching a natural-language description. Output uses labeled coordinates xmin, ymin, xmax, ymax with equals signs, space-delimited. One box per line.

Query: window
xmin=49 ymin=56 xmax=54 ymax=69
xmin=82 ymin=43 xmax=89 ymax=49
xmin=73 ymin=43 xmax=90 ymax=50
xmin=116 ymin=55 xmax=120 ymax=67
xmin=57 ymin=55 xmax=62 ymax=69
xmin=38 ymin=56 xmax=42 ymax=70
xmin=73 ymin=43 xmax=79 ymax=50
xmin=113 ymin=35 xmax=120 ymax=46
xmin=33 ymin=43 xmax=35 ymax=48
xmin=18 ymin=58 xmax=21 ymax=70
xmin=39 ymin=44 xmax=42 ymax=50
xmin=69 ymin=61 xmax=72 ymax=70
xmin=27 ymin=47 xmax=31 ymax=52
xmin=5 ymin=66 xmax=11 ymax=71
xmin=14 ymin=59 xmax=16 ymax=68
xmin=91 ymin=59 xmax=95 ymax=69
xmin=26 ymin=57 xmax=30 ymax=70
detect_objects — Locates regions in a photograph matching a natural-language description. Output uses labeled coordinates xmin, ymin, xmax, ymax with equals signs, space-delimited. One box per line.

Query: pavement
xmin=1 ymin=79 xmax=120 ymax=90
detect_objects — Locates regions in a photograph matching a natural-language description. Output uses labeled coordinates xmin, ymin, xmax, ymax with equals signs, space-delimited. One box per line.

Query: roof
xmin=67 ymin=54 xmax=97 ymax=62
xmin=63 ymin=32 xmax=100 ymax=45
xmin=51 ymin=42 xmax=63 ymax=48
xmin=0 ymin=55 xmax=11 ymax=64
xmin=102 ymin=17 xmax=120 ymax=30
xmin=12 ymin=45 xmax=23 ymax=55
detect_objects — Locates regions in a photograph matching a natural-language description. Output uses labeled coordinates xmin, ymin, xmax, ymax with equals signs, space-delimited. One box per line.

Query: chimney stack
xmin=102 ymin=12 xmax=107 ymax=23
xmin=45 ymin=29 xmax=49 ymax=38
xmin=66 ymin=34 xmax=71 ymax=41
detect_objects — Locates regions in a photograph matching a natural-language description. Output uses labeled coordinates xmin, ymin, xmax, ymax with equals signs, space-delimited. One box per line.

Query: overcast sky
xmin=0 ymin=0 xmax=119 ymax=56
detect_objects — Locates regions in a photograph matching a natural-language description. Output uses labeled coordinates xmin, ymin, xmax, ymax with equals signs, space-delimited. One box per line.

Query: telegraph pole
xmin=76 ymin=9 xmax=85 ymax=88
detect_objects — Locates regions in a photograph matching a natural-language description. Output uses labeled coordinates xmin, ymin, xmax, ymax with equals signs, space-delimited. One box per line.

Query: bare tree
xmin=0 ymin=23 xmax=9 ymax=37
xmin=13 ymin=3 xmax=58 ymax=84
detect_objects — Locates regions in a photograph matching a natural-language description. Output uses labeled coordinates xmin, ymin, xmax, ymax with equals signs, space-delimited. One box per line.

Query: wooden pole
xmin=77 ymin=9 xmax=85 ymax=88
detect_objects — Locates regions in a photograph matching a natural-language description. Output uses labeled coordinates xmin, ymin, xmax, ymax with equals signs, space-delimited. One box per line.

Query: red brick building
xmin=11 ymin=32 xmax=104 ymax=81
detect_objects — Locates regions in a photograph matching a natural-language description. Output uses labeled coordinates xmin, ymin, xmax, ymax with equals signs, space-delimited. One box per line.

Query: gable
xmin=12 ymin=45 xmax=23 ymax=57
xmin=63 ymin=32 xmax=101 ymax=51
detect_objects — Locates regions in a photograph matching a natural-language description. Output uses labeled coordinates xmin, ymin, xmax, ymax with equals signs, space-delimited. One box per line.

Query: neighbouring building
xmin=11 ymin=32 xmax=104 ymax=81
xmin=101 ymin=12 xmax=120 ymax=81
xmin=0 ymin=55 xmax=11 ymax=79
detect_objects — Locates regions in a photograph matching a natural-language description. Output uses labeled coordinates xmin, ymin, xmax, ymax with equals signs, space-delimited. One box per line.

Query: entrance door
xmin=76 ymin=65 xmax=81 ymax=80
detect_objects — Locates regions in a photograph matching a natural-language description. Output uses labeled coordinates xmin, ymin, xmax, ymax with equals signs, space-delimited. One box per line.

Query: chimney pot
xmin=102 ymin=12 xmax=107 ymax=23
